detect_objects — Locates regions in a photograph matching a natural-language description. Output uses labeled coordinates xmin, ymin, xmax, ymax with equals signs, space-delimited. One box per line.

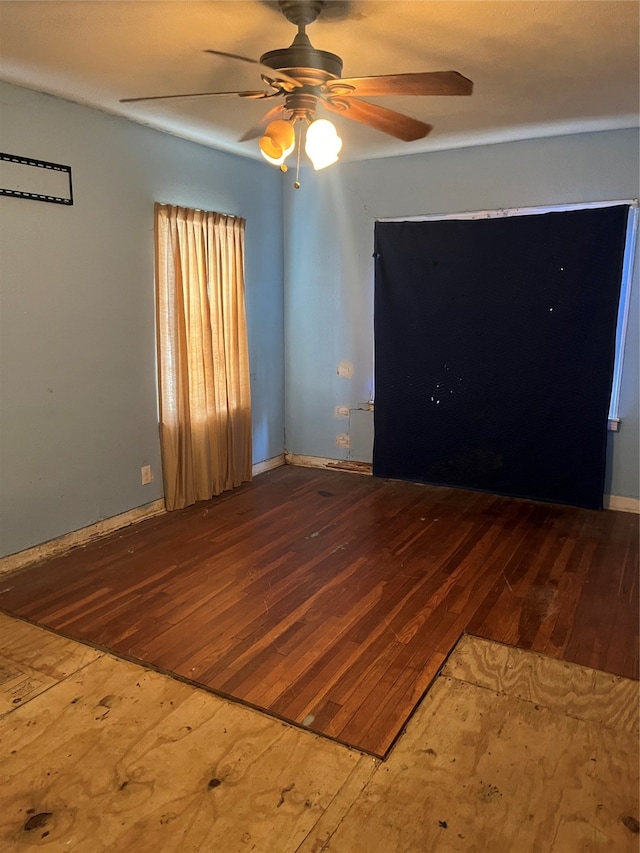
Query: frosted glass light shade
xmin=305 ymin=119 xmax=342 ymax=170
xmin=259 ymin=120 xmax=295 ymax=165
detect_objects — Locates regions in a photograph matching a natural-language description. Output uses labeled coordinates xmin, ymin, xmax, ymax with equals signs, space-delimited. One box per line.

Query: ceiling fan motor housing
xmin=260 ymin=34 xmax=343 ymax=81
xmin=264 ymin=1 xmax=342 ymax=81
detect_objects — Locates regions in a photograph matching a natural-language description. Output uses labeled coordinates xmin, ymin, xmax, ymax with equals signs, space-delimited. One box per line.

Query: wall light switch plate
xmin=335 ymin=434 xmax=350 ymax=448
xmin=141 ymin=465 xmax=154 ymax=485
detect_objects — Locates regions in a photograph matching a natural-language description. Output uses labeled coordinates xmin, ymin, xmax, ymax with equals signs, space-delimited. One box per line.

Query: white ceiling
xmin=1 ymin=0 xmax=638 ymax=163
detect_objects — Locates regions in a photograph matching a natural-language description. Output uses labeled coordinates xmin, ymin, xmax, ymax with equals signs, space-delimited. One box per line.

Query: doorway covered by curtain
xmin=373 ymin=206 xmax=628 ymax=509
xmin=155 ymin=203 xmax=252 ymax=511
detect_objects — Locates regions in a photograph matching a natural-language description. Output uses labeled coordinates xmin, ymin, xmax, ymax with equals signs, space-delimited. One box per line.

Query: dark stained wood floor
xmin=0 ymin=465 xmax=637 ymax=757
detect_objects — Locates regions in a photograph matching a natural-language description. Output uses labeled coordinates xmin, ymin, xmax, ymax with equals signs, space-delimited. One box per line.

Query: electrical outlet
xmin=335 ymin=434 xmax=350 ymax=448
xmin=141 ymin=465 xmax=154 ymax=485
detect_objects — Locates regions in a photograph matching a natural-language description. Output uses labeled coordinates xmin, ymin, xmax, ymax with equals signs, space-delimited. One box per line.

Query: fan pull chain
xmin=294 ymin=119 xmax=303 ymax=189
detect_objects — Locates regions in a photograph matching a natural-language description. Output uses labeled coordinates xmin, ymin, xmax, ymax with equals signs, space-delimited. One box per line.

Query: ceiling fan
xmin=121 ymin=0 xmax=473 ymax=173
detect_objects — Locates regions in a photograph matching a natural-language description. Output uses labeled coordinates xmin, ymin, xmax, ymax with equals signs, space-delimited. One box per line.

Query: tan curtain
xmin=154 ymin=203 xmax=252 ymax=510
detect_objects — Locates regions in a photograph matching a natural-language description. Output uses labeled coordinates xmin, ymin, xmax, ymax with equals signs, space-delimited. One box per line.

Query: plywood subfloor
xmin=1 ymin=614 xmax=638 ymax=852
xmin=308 ymin=635 xmax=640 ymax=852
xmin=0 ymin=613 xmax=375 ymax=852
xmin=0 ymin=616 xmax=101 ymax=715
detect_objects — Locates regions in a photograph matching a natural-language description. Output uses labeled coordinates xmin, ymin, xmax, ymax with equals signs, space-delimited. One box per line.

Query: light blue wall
xmin=0 ymin=83 xmax=285 ymax=557
xmin=283 ymin=129 xmax=640 ymax=499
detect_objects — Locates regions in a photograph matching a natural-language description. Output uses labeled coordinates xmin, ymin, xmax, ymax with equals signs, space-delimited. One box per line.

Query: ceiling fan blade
xmin=327 ymin=71 xmax=473 ymax=98
xmin=238 ymin=104 xmax=289 ymax=142
xmin=323 ymin=97 xmax=432 ymax=142
xmin=203 ymin=49 xmax=302 ymax=89
xmin=120 ymin=89 xmax=268 ymax=104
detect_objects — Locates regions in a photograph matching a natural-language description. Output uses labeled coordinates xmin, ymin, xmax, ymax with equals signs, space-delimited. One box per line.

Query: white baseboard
xmin=0 ymin=499 xmax=167 ymax=577
xmin=1 ymin=457 xmax=286 ymax=577
xmin=605 ymin=494 xmax=640 ymax=513
xmin=285 ymin=452 xmax=373 ymax=475
xmin=252 ymin=454 xmax=286 ymax=476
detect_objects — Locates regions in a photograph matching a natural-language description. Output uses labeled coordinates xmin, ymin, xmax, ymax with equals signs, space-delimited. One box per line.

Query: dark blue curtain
xmin=373 ymin=206 xmax=628 ymax=509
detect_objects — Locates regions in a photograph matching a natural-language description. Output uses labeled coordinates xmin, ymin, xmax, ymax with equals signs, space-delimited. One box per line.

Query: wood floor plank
xmin=0 ymin=466 xmax=637 ymax=757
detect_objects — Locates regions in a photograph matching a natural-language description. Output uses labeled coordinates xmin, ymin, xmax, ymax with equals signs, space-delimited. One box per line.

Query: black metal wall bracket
xmin=0 ymin=152 xmax=73 ymax=205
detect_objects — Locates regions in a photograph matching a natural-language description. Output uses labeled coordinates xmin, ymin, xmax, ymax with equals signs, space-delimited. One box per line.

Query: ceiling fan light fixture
xmin=304 ymin=118 xmax=342 ymax=170
xmin=259 ymin=119 xmax=296 ymax=165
